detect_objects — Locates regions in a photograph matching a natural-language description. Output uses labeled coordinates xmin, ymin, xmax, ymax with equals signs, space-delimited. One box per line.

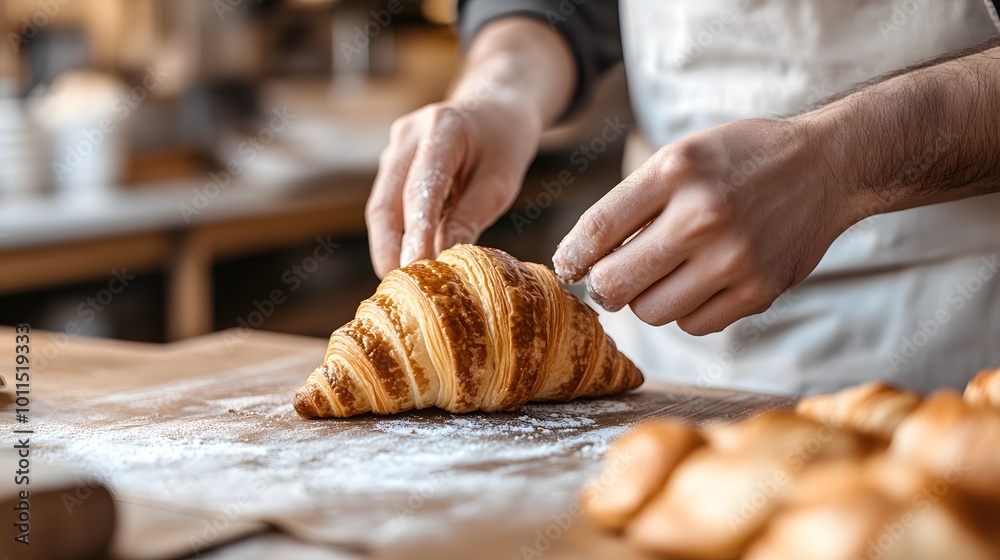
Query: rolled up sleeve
xmin=457 ymin=0 xmax=623 ymax=120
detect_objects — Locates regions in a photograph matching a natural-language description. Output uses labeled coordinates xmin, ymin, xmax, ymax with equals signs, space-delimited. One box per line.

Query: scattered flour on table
xmin=32 ymin=370 xmax=642 ymax=547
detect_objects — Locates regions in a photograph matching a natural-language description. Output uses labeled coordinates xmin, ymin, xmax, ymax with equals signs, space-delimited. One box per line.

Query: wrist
xmin=447 ymin=79 xmax=541 ymax=126
xmin=451 ymin=17 xmax=575 ymax=128
xmin=790 ymin=106 xmax=882 ymax=231
xmin=445 ymin=78 xmax=546 ymax=150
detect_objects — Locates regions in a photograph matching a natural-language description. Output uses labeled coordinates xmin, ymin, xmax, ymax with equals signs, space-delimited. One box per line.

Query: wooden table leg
xmin=167 ymin=234 xmax=212 ymax=341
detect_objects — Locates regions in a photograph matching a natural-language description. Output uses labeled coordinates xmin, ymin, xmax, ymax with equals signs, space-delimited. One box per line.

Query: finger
xmin=627 ymin=254 xmax=732 ymax=327
xmin=399 ymin=111 xmax=466 ymax=266
xmin=675 ymin=288 xmax=773 ymax=336
xmin=434 ymin=163 xmax=523 ymax=253
xmin=553 ymin=163 xmax=672 ymax=283
xmin=585 ymin=212 xmax=691 ymax=312
xmin=366 ymin=140 xmax=418 ymax=278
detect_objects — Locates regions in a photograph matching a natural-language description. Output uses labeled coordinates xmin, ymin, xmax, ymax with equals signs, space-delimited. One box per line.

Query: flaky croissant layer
xmin=293 ymin=245 xmax=643 ymax=418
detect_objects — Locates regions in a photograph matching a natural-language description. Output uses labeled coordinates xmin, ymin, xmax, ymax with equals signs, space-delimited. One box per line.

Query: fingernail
xmin=586 ymin=275 xmax=620 ymax=311
xmin=553 ymin=244 xmax=581 ymax=284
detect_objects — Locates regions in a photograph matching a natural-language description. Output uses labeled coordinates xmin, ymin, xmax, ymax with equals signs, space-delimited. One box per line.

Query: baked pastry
xmin=293 ymin=244 xmax=643 ymax=418
xmin=744 ymin=484 xmax=997 ymax=560
xmin=964 ymin=368 xmax=1000 ymax=409
xmin=742 ymin=488 xmax=895 ymax=560
xmin=795 ymin=382 xmax=923 ymax=440
xmin=585 ymin=379 xmax=1000 ymax=560
xmin=621 ymin=414 xmax=878 ymax=559
xmin=581 ymin=420 xmax=704 ymax=531
xmin=786 ymin=455 xmax=929 ymax=509
xmin=890 ymin=391 xmax=1000 ymax=501
xmin=704 ymin=410 xmax=880 ymax=460
xmin=625 ymin=448 xmax=792 ymax=559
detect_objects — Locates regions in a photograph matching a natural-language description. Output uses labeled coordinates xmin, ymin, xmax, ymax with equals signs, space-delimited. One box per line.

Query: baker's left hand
xmin=552 ymin=117 xmax=864 ymax=335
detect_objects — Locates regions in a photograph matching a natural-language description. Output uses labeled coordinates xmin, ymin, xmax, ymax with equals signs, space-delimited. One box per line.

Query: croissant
xmin=964 ymin=368 xmax=1000 ymax=409
xmin=581 ymin=420 xmax=705 ymax=532
xmin=293 ymin=245 xmax=643 ymax=418
xmin=744 ymin=484 xmax=998 ymax=560
xmin=890 ymin=391 xmax=1000 ymax=501
xmin=704 ymin=410 xmax=880 ymax=459
xmin=625 ymin=448 xmax=793 ymax=559
xmin=795 ymin=382 xmax=923 ymax=440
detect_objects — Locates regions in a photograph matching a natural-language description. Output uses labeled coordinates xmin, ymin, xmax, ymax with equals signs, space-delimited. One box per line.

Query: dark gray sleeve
xmin=456 ymin=0 xmax=623 ymax=120
xmin=990 ymin=0 xmax=1000 ymax=32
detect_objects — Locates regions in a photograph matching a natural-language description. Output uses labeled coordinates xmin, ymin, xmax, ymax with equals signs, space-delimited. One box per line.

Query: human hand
xmin=365 ymin=96 xmax=543 ymax=278
xmin=364 ymin=16 xmax=577 ymax=278
xmin=552 ymin=117 xmax=863 ymax=335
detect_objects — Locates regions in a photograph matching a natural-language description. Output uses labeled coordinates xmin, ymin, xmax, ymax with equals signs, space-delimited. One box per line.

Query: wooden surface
xmin=0 ymin=327 xmax=796 ymax=560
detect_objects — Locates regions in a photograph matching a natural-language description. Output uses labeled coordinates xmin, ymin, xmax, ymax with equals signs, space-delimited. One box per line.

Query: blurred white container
xmin=29 ymin=71 xmax=128 ymax=198
xmin=0 ymin=93 xmax=45 ymax=199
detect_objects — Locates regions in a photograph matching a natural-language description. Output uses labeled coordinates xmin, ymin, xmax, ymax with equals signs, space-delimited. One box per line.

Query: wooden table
xmin=0 ymin=327 xmax=795 ymax=560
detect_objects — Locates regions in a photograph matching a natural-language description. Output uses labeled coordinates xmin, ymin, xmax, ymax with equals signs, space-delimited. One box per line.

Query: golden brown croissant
xmin=585 ymin=378 xmax=1000 ymax=560
xmin=293 ymin=244 xmax=643 ymax=418
xmin=704 ymin=410 xmax=881 ymax=460
xmin=795 ymin=382 xmax=923 ymax=440
xmin=890 ymin=391 xmax=1000 ymax=501
xmin=620 ymin=414 xmax=878 ymax=560
xmin=964 ymin=368 xmax=1000 ymax=409
xmin=744 ymin=484 xmax=998 ymax=560
xmin=625 ymin=448 xmax=793 ymax=559
xmin=581 ymin=420 xmax=705 ymax=532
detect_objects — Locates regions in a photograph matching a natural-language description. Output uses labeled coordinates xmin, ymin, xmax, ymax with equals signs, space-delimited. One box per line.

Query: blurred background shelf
xmin=0 ymin=0 xmax=631 ymax=343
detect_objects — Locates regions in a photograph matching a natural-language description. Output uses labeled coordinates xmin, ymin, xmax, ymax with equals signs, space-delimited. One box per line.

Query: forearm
xmin=448 ymin=17 xmax=577 ymax=129
xmin=798 ymin=39 xmax=1000 ymax=222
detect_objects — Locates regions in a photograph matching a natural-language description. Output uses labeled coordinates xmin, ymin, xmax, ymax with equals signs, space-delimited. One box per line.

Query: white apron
xmin=598 ymin=0 xmax=1000 ymax=395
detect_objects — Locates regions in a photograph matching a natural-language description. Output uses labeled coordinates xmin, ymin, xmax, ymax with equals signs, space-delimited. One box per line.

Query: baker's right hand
xmin=365 ymin=96 xmax=543 ymax=278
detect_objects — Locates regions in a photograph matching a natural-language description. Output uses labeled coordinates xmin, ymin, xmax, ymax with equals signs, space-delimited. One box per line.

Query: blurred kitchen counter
xmin=0 ymin=174 xmax=371 ymax=341
xmin=0 ymin=28 xmax=460 ymax=341
xmin=0 ymin=25 xmax=633 ymax=344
